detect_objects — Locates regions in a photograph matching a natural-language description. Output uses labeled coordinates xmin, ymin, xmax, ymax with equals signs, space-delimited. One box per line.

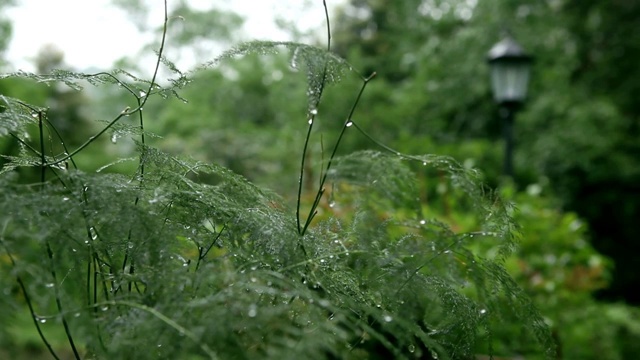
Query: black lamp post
xmin=487 ymin=35 xmax=532 ymax=178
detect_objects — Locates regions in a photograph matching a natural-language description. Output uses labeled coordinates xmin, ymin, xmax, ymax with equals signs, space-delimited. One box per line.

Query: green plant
xmin=0 ymin=2 xmax=554 ymax=359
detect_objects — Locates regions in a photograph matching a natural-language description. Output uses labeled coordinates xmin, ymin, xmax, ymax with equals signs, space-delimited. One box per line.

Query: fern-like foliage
xmin=0 ymin=3 xmax=554 ymax=359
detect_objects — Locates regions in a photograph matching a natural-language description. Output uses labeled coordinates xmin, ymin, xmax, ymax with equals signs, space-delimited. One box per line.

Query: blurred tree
xmin=548 ymin=0 xmax=640 ymax=304
xmin=0 ymin=0 xmax=14 ymax=69
xmin=330 ymin=0 xmax=640 ymax=305
xmin=34 ymin=44 xmax=92 ymax=148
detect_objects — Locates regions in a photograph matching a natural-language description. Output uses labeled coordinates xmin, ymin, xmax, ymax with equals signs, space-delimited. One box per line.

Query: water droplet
xmin=31 ymin=112 xmax=39 ymax=118
xmin=39 ymin=318 xmax=47 ymax=323
xmin=139 ymin=91 xmax=147 ymax=98
xmin=100 ymin=305 xmax=109 ymax=312
xmin=383 ymin=315 xmax=393 ymax=322
xmin=247 ymin=304 xmax=257 ymax=318
xmin=89 ymin=227 xmax=98 ymax=241
xmin=74 ymin=312 xmax=81 ymax=318
xmin=308 ymin=118 xmax=313 ymax=125
xmin=45 ymin=283 xmax=54 ymax=288
xmin=423 ymin=161 xmax=427 ymax=166
xmin=290 ymin=47 xmax=300 ymax=70
xmin=309 ymin=108 xmax=318 ymax=115
xmin=111 ymin=134 xmax=118 ymax=144
xmin=408 ymin=344 xmax=416 ymax=353
xmin=479 ymin=308 xmax=487 ymax=315
xmin=419 ymin=219 xmax=426 ymax=225
xmin=62 ymin=197 xmax=69 ymax=201
xmin=345 ymin=121 xmax=353 ymax=127
xmin=320 ymin=259 xmax=326 ymax=263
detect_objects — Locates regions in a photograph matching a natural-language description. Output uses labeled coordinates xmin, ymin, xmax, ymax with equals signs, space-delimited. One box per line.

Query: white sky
xmin=5 ymin=0 xmax=340 ymax=72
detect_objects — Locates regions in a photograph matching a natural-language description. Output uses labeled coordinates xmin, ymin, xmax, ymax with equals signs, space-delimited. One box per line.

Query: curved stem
xmin=0 ymin=235 xmax=61 ymax=360
xmin=299 ymin=72 xmax=376 ymax=236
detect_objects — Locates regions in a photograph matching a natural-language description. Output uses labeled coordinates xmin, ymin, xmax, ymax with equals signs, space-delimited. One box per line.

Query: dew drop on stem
xmin=89 ymin=227 xmax=98 ymax=241
xmin=345 ymin=121 xmax=353 ymax=127
xmin=247 ymin=304 xmax=257 ymax=317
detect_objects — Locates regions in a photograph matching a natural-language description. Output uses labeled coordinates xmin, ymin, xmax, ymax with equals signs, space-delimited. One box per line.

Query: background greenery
xmin=1 ymin=0 xmax=639 ymax=359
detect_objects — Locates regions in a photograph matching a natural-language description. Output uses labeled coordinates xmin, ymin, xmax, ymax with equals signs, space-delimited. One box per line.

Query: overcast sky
xmin=5 ymin=0 xmax=339 ymax=72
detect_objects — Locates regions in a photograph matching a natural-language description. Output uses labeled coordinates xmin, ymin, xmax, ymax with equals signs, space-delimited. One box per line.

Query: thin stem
xmin=37 ymin=111 xmax=46 ymax=184
xmin=47 ymin=111 xmax=133 ymax=166
xmin=123 ymin=0 xmax=170 ymax=296
xmin=351 ymin=121 xmax=403 ymax=156
xmin=46 ymin=243 xmax=81 ymax=359
xmin=195 ymin=224 xmax=227 ymax=271
xmin=323 ymin=0 xmax=331 ymax=51
xmin=0 ymin=236 xmax=61 ymax=360
xmin=92 ymin=300 xmax=218 ymax=359
xmin=36 ymin=110 xmax=78 ymax=356
xmin=45 ymin=114 xmax=78 ymax=170
xmin=144 ymin=0 xmax=169 ymax=111
xmin=295 ymin=69 xmax=328 ymax=240
xmin=299 ymin=72 xmax=376 ymax=236
xmin=296 ymin=117 xmax=316 ymax=236
xmin=294 ymin=0 xmax=334 ymax=239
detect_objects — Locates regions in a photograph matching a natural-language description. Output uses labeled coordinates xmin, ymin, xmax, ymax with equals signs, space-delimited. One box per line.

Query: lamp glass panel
xmin=490 ymin=61 xmax=530 ymax=103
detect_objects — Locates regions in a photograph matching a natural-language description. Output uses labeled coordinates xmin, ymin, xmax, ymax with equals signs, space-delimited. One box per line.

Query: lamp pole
xmin=487 ymin=35 xmax=532 ymax=178
xmin=501 ymin=103 xmax=516 ymax=177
